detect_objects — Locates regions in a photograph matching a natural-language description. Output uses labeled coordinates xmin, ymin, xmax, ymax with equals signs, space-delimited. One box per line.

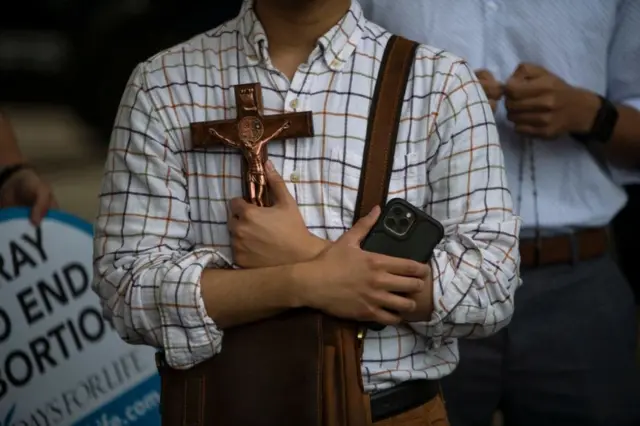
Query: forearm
xmin=607 ymin=104 xmax=640 ymax=164
xmin=0 ymin=114 xmax=24 ymax=165
xmin=201 ymin=264 xmax=303 ymax=329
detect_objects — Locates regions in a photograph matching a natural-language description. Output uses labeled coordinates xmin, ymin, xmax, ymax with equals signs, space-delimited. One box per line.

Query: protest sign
xmin=0 ymin=208 xmax=160 ymax=426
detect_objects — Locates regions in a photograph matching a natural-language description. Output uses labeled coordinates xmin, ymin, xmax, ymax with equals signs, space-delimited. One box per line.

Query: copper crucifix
xmin=191 ymin=83 xmax=314 ymax=206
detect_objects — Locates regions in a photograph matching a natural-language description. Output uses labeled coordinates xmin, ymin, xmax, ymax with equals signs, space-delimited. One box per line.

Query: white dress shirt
xmin=361 ymin=0 xmax=640 ymax=233
xmin=92 ymin=0 xmax=520 ymax=391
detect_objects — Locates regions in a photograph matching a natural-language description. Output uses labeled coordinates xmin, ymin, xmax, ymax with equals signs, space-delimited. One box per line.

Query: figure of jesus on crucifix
xmin=191 ymin=83 xmax=314 ymax=206
xmin=208 ymin=114 xmax=291 ymax=206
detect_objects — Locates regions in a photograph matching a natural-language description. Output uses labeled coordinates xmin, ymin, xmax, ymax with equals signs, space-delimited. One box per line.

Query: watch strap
xmin=571 ymin=95 xmax=619 ymax=144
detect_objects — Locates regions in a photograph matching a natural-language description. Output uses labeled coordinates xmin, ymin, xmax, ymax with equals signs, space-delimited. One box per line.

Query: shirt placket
xmin=483 ymin=0 xmax=501 ymax=77
xmin=281 ymin=62 xmax=317 ymax=206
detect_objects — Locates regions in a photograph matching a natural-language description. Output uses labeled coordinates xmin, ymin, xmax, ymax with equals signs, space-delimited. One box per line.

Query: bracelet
xmin=0 ymin=163 xmax=31 ymax=193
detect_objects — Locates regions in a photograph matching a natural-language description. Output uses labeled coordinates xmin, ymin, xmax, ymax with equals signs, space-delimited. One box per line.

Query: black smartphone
xmin=360 ymin=198 xmax=445 ymax=331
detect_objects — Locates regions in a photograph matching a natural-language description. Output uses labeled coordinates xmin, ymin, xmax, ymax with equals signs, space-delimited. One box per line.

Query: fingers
xmin=227 ymin=197 xmax=255 ymax=238
xmin=30 ymin=187 xmax=52 ymax=226
xmin=227 ymin=211 xmax=240 ymax=234
xmin=505 ymin=95 xmax=554 ymax=113
xmin=511 ymin=63 xmax=545 ymax=80
xmin=372 ymin=291 xmax=417 ymax=313
xmin=227 ymin=197 xmax=254 ymax=238
xmin=475 ymin=69 xmax=495 ymax=82
xmin=368 ymin=252 xmax=429 ymax=279
xmin=228 ymin=197 xmax=250 ymax=218
xmin=475 ymin=69 xmax=504 ymax=102
xmin=337 ymin=206 xmax=381 ymax=246
xmin=504 ymin=79 xmax=544 ymax=100
xmin=377 ymin=273 xmax=426 ymax=295
xmin=505 ymin=67 xmax=553 ymax=101
xmin=484 ymin=85 xmax=504 ymax=102
xmin=482 ymin=85 xmax=503 ymax=103
xmin=264 ymin=161 xmax=295 ymax=205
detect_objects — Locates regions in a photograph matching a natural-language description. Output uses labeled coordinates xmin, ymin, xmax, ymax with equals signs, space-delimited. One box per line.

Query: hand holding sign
xmin=0 ymin=167 xmax=57 ymax=226
xmin=0 ymin=208 xmax=160 ymax=426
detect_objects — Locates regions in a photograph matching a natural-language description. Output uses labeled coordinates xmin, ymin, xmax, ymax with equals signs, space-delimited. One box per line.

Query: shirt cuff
xmin=607 ymin=98 xmax=640 ymax=184
xmin=158 ymin=248 xmax=233 ymax=369
xmin=408 ymin=243 xmax=484 ymax=349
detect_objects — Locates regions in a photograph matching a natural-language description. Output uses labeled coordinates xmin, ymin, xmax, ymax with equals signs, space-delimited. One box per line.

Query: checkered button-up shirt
xmin=93 ymin=0 xmax=521 ymax=391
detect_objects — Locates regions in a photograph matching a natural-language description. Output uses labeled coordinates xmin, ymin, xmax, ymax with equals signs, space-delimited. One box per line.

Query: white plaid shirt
xmin=93 ymin=0 xmax=521 ymax=391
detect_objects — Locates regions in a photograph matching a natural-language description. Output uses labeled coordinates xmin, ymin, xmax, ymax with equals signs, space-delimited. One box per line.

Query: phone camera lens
xmin=384 ymin=217 xmax=397 ymax=230
xmin=398 ymin=218 xmax=410 ymax=230
xmin=391 ymin=207 xmax=404 ymax=217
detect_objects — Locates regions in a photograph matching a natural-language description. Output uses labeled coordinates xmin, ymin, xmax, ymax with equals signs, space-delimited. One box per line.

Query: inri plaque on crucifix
xmin=191 ymin=83 xmax=314 ymax=206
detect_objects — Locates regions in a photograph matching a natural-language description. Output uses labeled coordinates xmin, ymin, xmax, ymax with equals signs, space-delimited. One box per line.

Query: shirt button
xmin=290 ymin=171 xmax=300 ymax=183
xmin=289 ymin=98 xmax=299 ymax=110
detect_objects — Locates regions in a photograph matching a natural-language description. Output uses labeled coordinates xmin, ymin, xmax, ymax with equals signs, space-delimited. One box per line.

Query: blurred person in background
xmin=0 ymin=113 xmax=56 ymax=224
xmin=360 ymin=1 xmax=640 ymax=425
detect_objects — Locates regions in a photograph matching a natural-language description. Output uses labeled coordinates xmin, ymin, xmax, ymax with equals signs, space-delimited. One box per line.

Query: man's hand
xmin=0 ymin=167 xmax=56 ymax=225
xmin=475 ymin=69 xmax=504 ymax=113
xmin=504 ymin=63 xmax=600 ymax=139
xmin=295 ymin=207 xmax=430 ymax=326
xmin=228 ymin=161 xmax=328 ymax=268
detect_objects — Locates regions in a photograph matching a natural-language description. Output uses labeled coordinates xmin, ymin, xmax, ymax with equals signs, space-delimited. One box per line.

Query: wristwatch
xmin=571 ymin=95 xmax=619 ymax=144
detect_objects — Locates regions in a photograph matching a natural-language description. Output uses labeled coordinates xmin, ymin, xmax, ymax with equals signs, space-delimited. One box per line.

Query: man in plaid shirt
xmin=92 ymin=0 xmax=520 ymax=422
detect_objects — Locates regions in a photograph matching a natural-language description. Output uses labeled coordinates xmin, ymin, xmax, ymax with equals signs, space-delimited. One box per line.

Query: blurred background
xmin=1 ymin=3 xmax=638 ymax=426
xmin=1 ymin=0 xmax=242 ymax=220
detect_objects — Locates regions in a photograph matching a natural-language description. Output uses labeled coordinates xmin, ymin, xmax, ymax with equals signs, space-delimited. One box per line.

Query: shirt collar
xmin=237 ymin=0 xmax=364 ymax=71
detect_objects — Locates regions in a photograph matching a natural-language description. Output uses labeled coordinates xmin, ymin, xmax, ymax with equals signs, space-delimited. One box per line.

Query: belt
xmin=369 ymin=379 xmax=439 ymax=422
xmin=520 ymin=227 xmax=609 ymax=268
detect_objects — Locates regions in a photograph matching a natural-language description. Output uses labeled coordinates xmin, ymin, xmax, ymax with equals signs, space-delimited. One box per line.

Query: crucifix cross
xmin=190 ymin=83 xmax=314 ymax=206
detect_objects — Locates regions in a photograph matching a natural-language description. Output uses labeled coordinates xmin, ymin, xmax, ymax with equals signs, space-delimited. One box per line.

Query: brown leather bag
xmin=157 ymin=35 xmax=419 ymax=426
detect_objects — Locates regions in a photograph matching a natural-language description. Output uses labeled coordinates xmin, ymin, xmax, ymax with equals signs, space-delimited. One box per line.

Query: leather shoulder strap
xmin=353 ymin=35 xmax=419 ymax=222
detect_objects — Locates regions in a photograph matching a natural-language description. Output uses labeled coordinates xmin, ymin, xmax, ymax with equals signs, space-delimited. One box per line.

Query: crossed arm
xmin=94 ymin=57 xmax=520 ymax=370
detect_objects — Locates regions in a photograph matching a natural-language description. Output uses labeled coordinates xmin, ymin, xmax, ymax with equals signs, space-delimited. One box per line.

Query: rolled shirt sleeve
xmin=607 ymin=0 xmax=640 ymax=107
xmin=92 ymin=64 xmax=231 ymax=369
xmin=408 ymin=57 xmax=522 ymax=346
xmin=606 ymin=0 xmax=640 ymax=184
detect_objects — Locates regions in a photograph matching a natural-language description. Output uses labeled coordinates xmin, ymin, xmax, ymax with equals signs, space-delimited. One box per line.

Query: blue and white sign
xmin=0 ymin=208 xmax=160 ymax=426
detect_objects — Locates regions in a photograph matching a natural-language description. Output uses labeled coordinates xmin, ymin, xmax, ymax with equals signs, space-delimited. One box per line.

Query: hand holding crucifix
xmin=191 ymin=83 xmax=314 ymax=206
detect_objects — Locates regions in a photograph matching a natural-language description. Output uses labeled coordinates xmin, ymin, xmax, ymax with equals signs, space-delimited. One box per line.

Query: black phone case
xmin=360 ymin=198 xmax=444 ymax=331
xmin=361 ymin=198 xmax=444 ymax=262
